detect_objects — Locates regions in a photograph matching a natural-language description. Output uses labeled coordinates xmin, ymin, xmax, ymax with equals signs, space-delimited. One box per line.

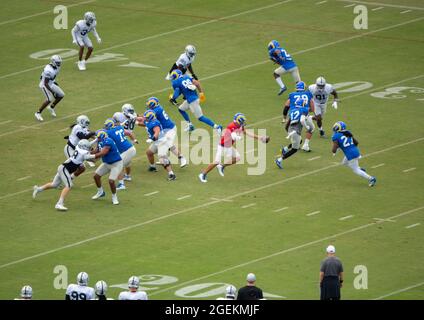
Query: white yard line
xmin=149 ymin=206 xmax=424 ymax=297
xmin=0 ymin=138 xmax=423 ymax=268
xmin=241 ymin=203 xmax=256 ymax=209
xmin=338 ymin=0 xmax=424 ymax=10
xmin=373 ymin=218 xmax=396 ymax=223
xmin=371 ymin=163 xmax=385 ymax=169
xmin=59 ymin=127 xmax=69 ymax=132
xmin=144 ymin=191 xmax=159 ymax=196
xmin=403 ymin=167 xmax=416 ymax=173
xmin=307 ymin=156 xmax=321 ymax=161
xmin=339 ymin=215 xmax=354 ymax=221
xmin=177 ymin=195 xmax=192 ymax=201
xmin=405 ymin=223 xmax=420 ymax=229
xmin=81 ymin=183 xmax=94 ymax=189
xmin=0 ymin=120 xmax=12 ymax=125
xmin=400 ymin=10 xmax=412 ymax=14
xmin=307 ymin=211 xmax=320 ymax=217
xmin=373 ymin=281 xmax=424 ymax=300
xmin=344 ymin=3 xmax=355 ymax=7
xmin=1 ymin=18 xmax=423 ymax=138
xmin=274 ymin=207 xmax=289 ymax=212
xmin=0 ymin=0 xmax=96 ymax=26
xmin=16 ymin=176 xmax=31 ymax=181
xmin=372 ymin=7 xmax=384 ymax=11
xmin=316 ymin=1 xmax=328 ymax=4
xmin=210 ymin=197 xmax=233 ymax=202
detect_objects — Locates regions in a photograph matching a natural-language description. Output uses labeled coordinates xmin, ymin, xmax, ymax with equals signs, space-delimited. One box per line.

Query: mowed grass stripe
xmin=0 ymin=136 xmax=422 ymax=269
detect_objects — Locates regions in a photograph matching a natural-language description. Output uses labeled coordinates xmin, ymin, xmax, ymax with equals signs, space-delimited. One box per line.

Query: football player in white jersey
xmin=113 ymin=103 xmax=138 ymax=181
xmin=65 ymin=272 xmax=95 ymax=300
xmin=165 ymin=44 xmax=198 ymax=80
xmin=118 ymin=276 xmax=148 ymax=300
xmin=32 ymin=139 xmax=96 ymax=211
xmin=308 ymin=76 xmax=339 ymax=137
xmin=216 ymin=285 xmax=237 ymax=300
xmin=71 ymin=11 xmax=101 ymax=71
xmin=35 ymin=55 xmax=65 ymax=122
xmin=14 ymin=285 xmax=33 ymax=300
xmin=64 ymin=115 xmax=95 ymax=158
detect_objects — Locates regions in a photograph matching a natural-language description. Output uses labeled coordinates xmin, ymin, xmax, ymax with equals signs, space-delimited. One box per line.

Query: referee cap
xmin=326 ymin=245 xmax=336 ymax=253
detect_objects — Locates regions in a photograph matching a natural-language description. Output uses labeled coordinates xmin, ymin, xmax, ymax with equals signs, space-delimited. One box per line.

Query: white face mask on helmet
xmin=185 ymin=45 xmax=196 ymax=58
xmin=225 ymin=285 xmax=236 ymax=298
xmin=128 ymin=276 xmax=140 ymax=289
xmin=77 ymin=139 xmax=91 ymax=151
xmin=77 ymin=272 xmax=89 ymax=286
xmin=51 ymin=55 xmax=62 ymax=68
xmin=84 ymin=11 xmax=96 ymax=24
xmin=316 ymin=76 xmax=326 ymax=88
xmin=76 ymin=115 xmax=90 ymax=128
xmin=122 ymin=103 xmax=135 ymax=118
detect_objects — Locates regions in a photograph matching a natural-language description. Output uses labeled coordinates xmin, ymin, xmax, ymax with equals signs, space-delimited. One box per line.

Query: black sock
xmin=283 ymin=148 xmax=298 ymax=159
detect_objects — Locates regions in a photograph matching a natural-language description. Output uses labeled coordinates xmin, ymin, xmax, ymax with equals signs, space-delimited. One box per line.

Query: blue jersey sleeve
xmin=332 ymin=132 xmax=340 ymax=142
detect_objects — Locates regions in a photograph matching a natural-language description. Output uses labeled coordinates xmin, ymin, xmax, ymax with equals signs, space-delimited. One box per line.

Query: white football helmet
xmin=77 ymin=272 xmax=89 ymax=286
xmin=185 ymin=45 xmax=196 ymax=58
xmin=225 ymin=285 xmax=236 ymax=299
xmin=316 ymin=76 xmax=326 ymax=88
xmin=122 ymin=103 xmax=135 ymax=118
xmin=84 ymin=11 xmax=96 ymax=24
xmin=21 ymin=285 xmax=33 ymax=299
xmin=51 ymin=55 xmax=62 ymax=67
xmin=128 ymin=276 xmax=140 ymax=289
xmin=95 ymin=280 xmax=108 ymax=296
xmin=77 ymin=139 xmax=91 ymax=151
xmin=76 ymin=115 xmax=90 ymax=128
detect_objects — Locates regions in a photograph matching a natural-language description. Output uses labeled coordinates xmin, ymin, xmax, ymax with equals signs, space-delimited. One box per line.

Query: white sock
xmin=319 ymin=127 xmax=323 ymax=131
xmin=277 ymin=156 xmax=282 ymax=162
xmin=353 ymin=167 xmax=371 ymax=180
xmin=169 ymin=170 xmax=174 ymax=176
xmin=118 ymin=180 xmax=124 ymax=185
xmin=37 ymin=186 xmax=44 ymax=192
xmin=97 ymin=187 xmax=104 ymax=193
xmin=276 ymin=77 xmax=285 ymax=88
xmin=57 ymin=197 xmax=64 ymax=205
xmin=304 ymin=139 xmax=310 ymax=146
xmin=112 ymin=193 xmax=117 ymax=199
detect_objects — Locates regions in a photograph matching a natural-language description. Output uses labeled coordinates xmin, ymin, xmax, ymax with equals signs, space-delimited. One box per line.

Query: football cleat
xmin=281 ymin=146 xmax=289 ymax=156
xmin=215 ymin=125 xmax=223 ymax=136
xmin=112 ymin=194 xmax=119 ymax=205
xmin=123 ymin=174 xmax=132 ymax=181
xmin=168 ymin=173 xmax=176 ymax=181
xmin=184 ymin=123 xmax=195 ymax=132
xmin=92 ymin=190 xmax=106 ymax=200
xmin=148 ymin=165 xmax=158 ymax=172
xmin=32 ymin=185 xmax=39 ymax=199
xmin=34 ymin=112 xmax=43 ymax=122
xmin=278 ymin=86 xmax=287 ymax=96
xmin=368 ymin=176 xmax=377 ymax=187
xmin=55 ymin=203 xmax=68 ymax=211
xmin=319 ymin=130 xmax=325 ymax=138
xmin=180 ymin=156 xmax=188 ymax=168
xmin=275 ymin=157 xmax=283 ymax=169
xmin=198 ymin=173 xmax=207 ymax=183
xmin=116 ymin=183 xmax=126 ymax=191
xmin=47 ymin=106 xmax=57 ymax=117
xmin=216 ymin=164 xmax=225 ymax=177
xmin=301 ymin=145 xmax=311 ymax=152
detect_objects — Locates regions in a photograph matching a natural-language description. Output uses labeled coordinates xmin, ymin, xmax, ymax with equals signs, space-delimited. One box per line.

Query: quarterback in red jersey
xmin=198 ymin=113 xmax=270 ymax=183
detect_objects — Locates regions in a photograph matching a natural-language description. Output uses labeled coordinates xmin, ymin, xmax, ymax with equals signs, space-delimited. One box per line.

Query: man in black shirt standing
xmin=237 ymin=273 xmax=264 ymax=300
xmin=320 ymin=245 xmax=344 ymax=300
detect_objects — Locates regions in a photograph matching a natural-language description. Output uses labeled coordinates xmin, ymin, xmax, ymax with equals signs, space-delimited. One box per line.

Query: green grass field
xmin=0 ymin=0 xmax=423 ymax=300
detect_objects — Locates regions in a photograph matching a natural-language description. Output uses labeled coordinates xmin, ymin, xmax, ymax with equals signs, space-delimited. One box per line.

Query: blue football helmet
xmin=332 ymin=121 xmax=347 ymax=132
xmin=96 ymin=130 xmax=108 ymax=141
xmin=170 ymin=69 xmax=183 ymax=81
xmin=104 ymin=118 xmax=115 ymax=130
xmin=146 ymin=97 xmax=159 ymax=109
xmin=296 ymin=81 xmax=306 ymax=91
xmin=268 ymin=40 xmax=280 ymax=50
xmin=143 ymin=110 xmax=156 ymax=122
xmin=233 ymin=113 xmax=247 ymax=126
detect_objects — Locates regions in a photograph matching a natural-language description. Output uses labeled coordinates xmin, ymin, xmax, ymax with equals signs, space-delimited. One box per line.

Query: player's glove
xmin=191 ymin=73 xmax=198 ymax=80
xmin=332 ymin=100 xmax=338 ymax=110
xmin=199 ymin=92 xmax=206 ymax=103
xmin=134 ymin=139 xmax=139 ymax=144
xmin=97 ymin=37 xmax=102 ymax=44
xmin=169 ymin=98 xmax=178 ymax=106
xmin=146 ymin=138 xmax=153 ymax=144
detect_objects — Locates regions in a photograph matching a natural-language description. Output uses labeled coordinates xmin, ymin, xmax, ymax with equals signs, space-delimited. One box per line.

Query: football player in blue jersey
xmin=275 ymin=103 xmax=309 ymax=169
xmin=332 ymin=121 xmax=376 ymax=187
xmin=282 ymin=81 xmax=315 ymax=152
xmin=268 ymin=40 xmax=301 ymax=95
xmin=104 ymin=119 xmax=138 ymax=191
xmin=91 ymin=130 xmax=124 ymax=205
xmin=169 ymin=69 xmax=222 ymax=135
xmin=144 ymin=110 xmax=176 ymax=181
xmin=146 ymin=97 xmax=187 ymax=170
